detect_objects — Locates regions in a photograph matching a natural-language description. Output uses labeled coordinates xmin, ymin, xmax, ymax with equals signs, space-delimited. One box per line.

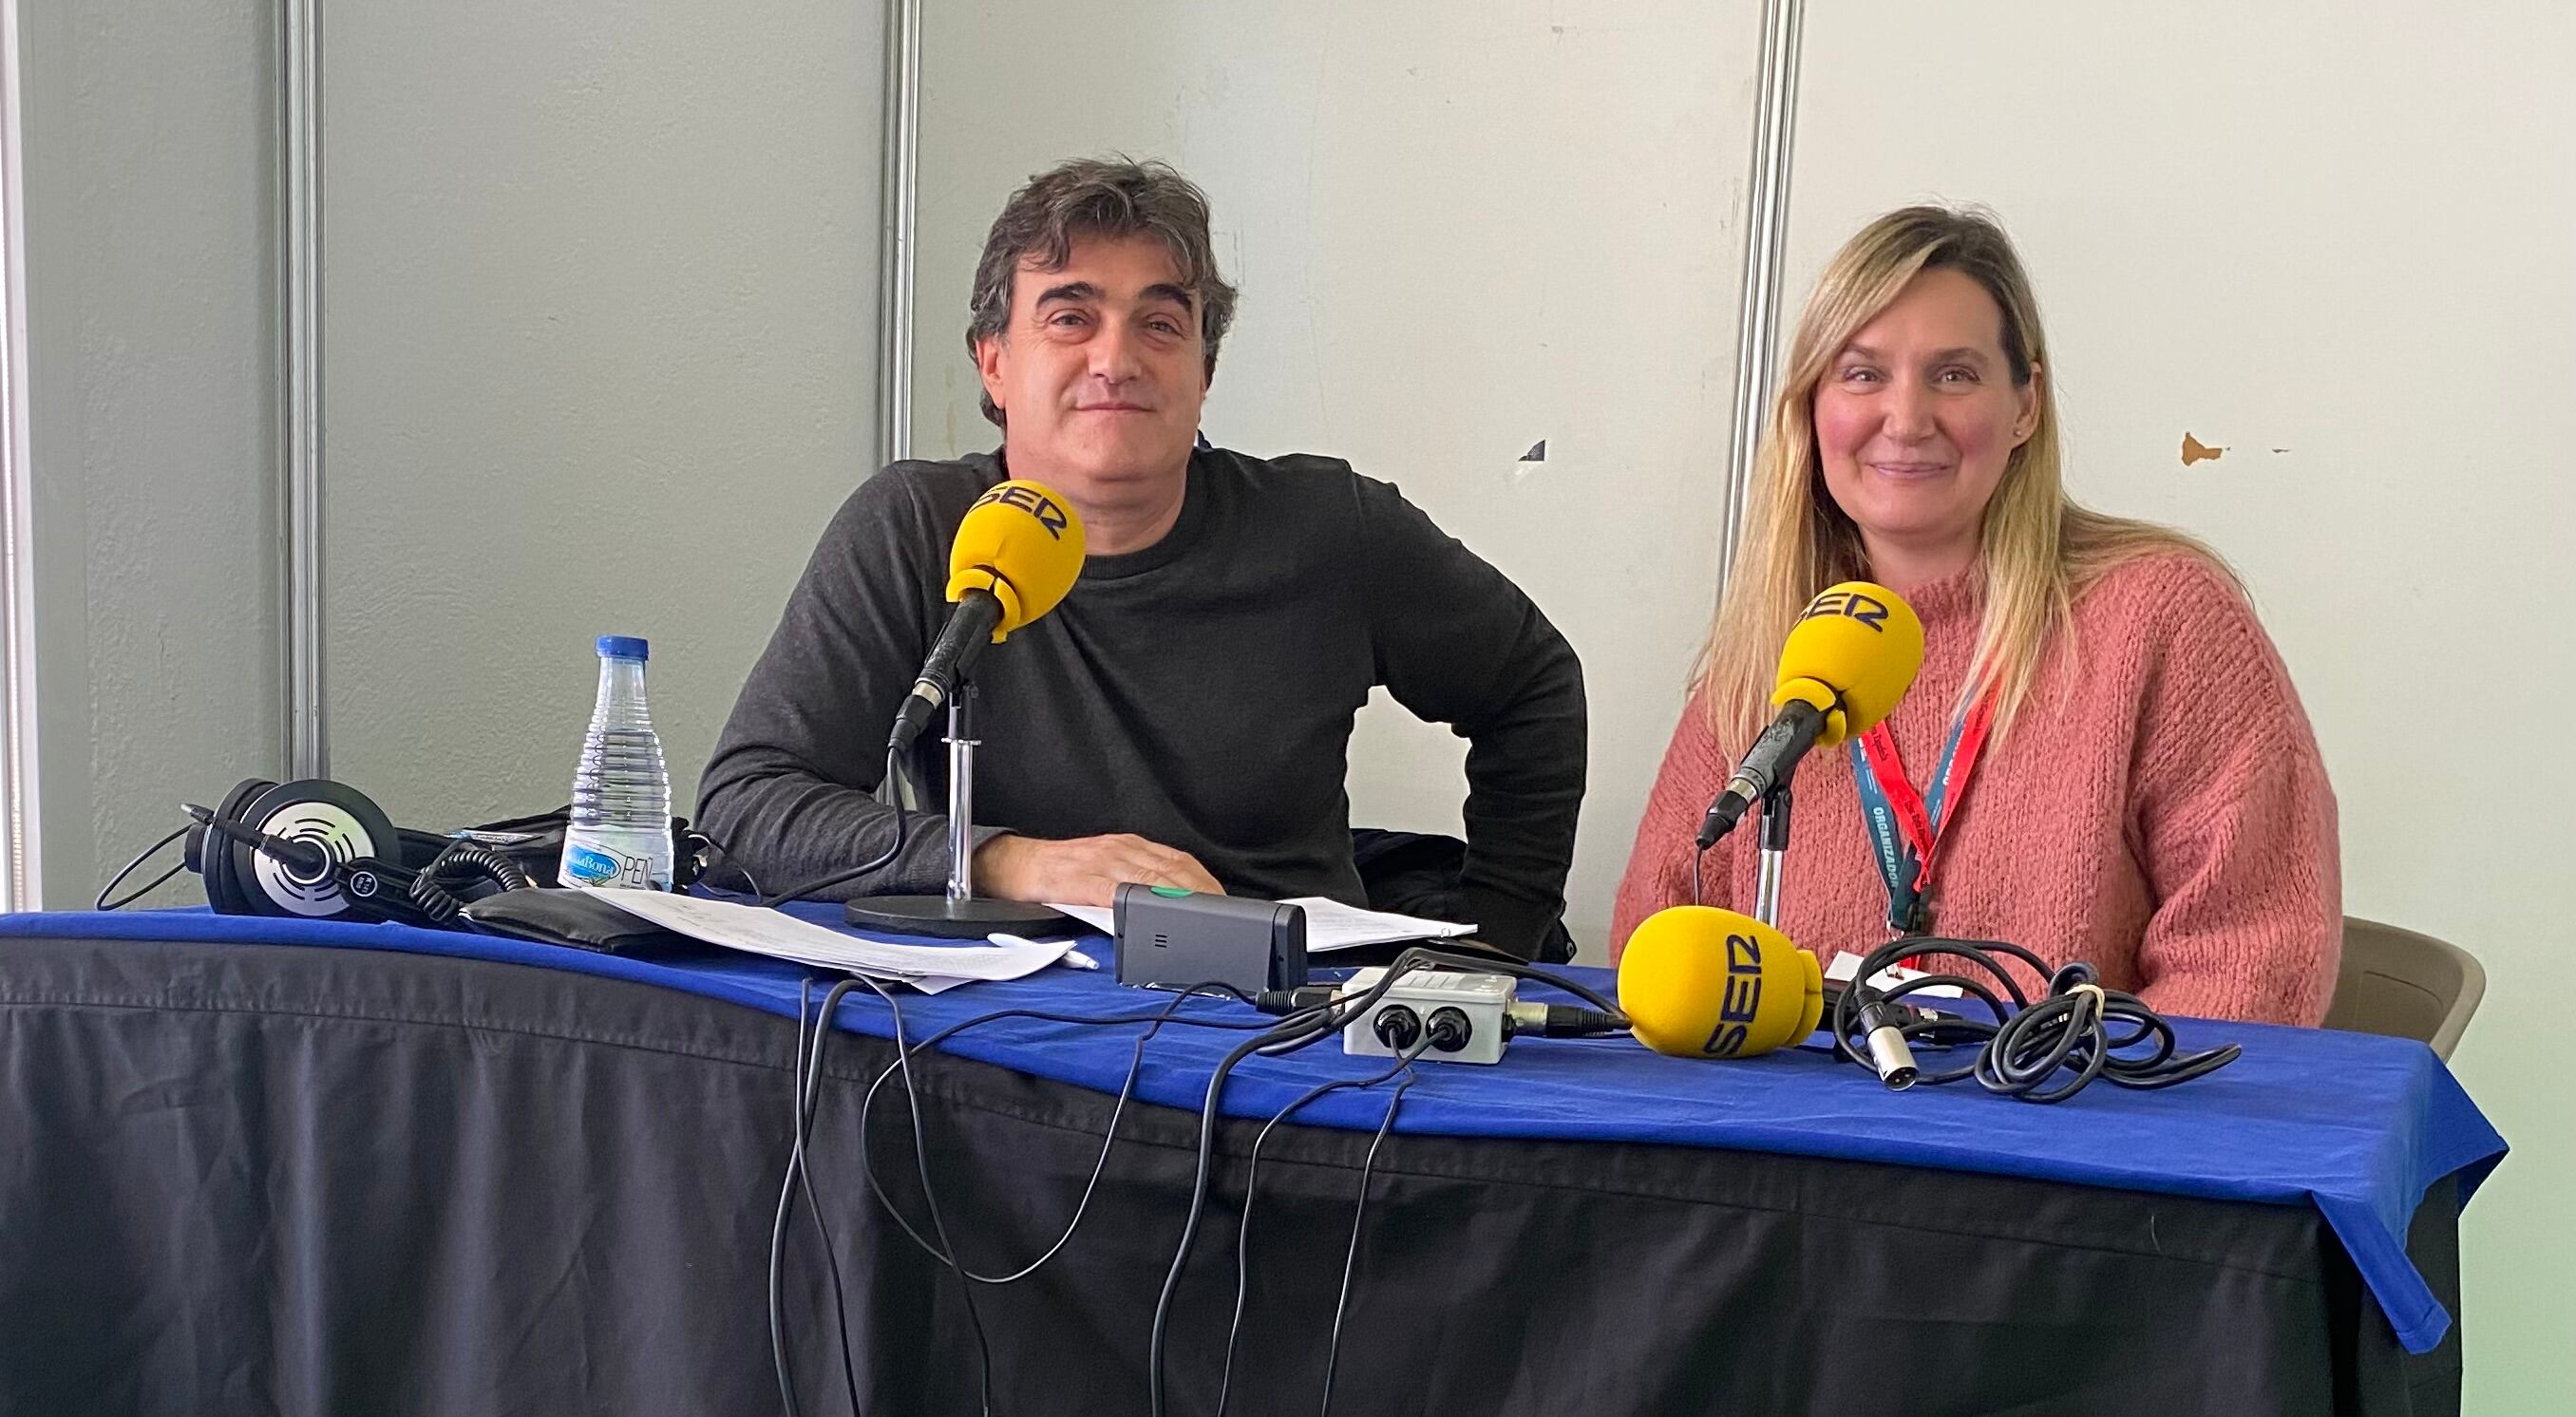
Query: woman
xmin=1612 ymin=206 xmax=2339 ymax=1026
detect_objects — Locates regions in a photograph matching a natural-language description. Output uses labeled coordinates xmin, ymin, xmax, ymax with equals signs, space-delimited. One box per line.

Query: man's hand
xmin=972 ymin=833 xmax=1224 ymax=907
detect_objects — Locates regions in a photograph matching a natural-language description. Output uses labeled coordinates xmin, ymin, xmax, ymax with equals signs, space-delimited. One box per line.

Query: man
xmin=699 ymin=159 xmax=1585 ymax=958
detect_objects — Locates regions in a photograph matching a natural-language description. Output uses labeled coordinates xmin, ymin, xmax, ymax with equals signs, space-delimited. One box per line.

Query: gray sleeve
xmin=1356 ymin=479 xmax=1587 ymax=957
xmin=695 ymin=468 xmax=1004 ymax=900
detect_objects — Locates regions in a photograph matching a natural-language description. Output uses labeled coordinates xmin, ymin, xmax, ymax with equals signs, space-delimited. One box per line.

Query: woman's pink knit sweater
xmin=1612 ymin=553 xmax=2340 ymax=1026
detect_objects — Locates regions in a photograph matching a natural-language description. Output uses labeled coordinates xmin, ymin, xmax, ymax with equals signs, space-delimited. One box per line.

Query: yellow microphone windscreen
xmin=948 ymin=481 xmax=1088 ymax=638
xmin=1772 ymin=581 xmax=1925 ymax=746
xmin=1618 ymin=906 xmax=1825 ymax=1059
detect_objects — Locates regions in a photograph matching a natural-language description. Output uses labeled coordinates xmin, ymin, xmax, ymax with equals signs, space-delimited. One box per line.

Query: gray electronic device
xmin=1112 ymin=883 xmax=1309 ymax=994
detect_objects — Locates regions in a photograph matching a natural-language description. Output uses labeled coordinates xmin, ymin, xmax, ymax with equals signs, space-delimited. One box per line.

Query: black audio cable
xmin=1213 ymin=1040 xmax=1427 ymax=1417
xmin=796 ymin=982 xmax=867 ymax=1417
xmin=854 ymin=981 xmax=1335 ymax=1416
xmin=776 ymin=976 xmax=1326 ymax=1417
xmin=792 ymin=945 xmax=1605 ymax=1417
xmin=1318 ymin=1069 xmax=1415 ymax=1417
xmin=773 ymin=977 xmax=876 ymax=1417
xmin=96 ymin=824 xmax=190 ymax=911
xmin=1252 ymin=949 xmax=1628 ymax=1030
xmin=824 ymin=973 xmax=998 ymax=1417
xmin=1505 ymin=999 xmax=1628 ymax=1040
xmin=1828 ymin=935 xmax=2242 ymax=1102
xmin=1154 ymin=946 xmax=1539 ymax=1417
xmin=689 ymin=824 xmax=765 ymax=900
xmin=756 ymin=746 xmax=913 ymax=908
xmin=849 ymin=983 xmax=1297 ymax=1281
xmin=772 ymin=979 xmax=868 ymax=1417
xmin=406 ymin=841 xmax=535 ymax=923
xmin=1149 ymin=973 xmax=1386 ymax=1417
xmin=754 ymin=748 xmax=948 ymax=1414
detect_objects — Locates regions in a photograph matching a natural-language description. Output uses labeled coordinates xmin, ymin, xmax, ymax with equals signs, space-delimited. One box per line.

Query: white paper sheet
xmin=1043 ymin=896 xmax=1474 ymax=954
xmin=578 ymin=888 xmax=1071 ymax=989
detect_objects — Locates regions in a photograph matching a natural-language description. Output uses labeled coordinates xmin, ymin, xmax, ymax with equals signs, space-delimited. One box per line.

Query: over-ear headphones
xmin=173 ymin=777 xmax=544 ymax=928
xmin=138 ymin=777 xmax=710 ymax=927
xmin=183 ymin=777 xmax=403 ymax=920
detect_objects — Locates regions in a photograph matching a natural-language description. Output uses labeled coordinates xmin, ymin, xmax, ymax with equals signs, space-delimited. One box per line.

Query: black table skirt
xmin=0 ymin=933 xmax=2461 ymax=1417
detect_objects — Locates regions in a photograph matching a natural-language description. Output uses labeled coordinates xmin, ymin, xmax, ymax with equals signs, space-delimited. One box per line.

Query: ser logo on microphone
xmin=974 ymin=482 xmax=1071 ymax=539
xmin=1700 ymin=932 xmax=1768 ymax=1057
xmin=1797 ymin=589 xmax=1891 ymax=630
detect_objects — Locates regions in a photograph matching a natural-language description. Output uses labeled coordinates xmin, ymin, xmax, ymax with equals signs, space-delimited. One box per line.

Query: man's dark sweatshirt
xmin=697 ymin=446 xmax=1586 ymax=956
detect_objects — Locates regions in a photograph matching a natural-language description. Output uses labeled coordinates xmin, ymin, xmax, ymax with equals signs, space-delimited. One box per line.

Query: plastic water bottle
xmin=559 ymin=634 xmax=674 ymax=890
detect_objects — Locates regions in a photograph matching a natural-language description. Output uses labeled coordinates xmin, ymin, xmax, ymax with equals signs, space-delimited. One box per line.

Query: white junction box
xmin=1339 ymin=967 xmax=1515 ymax=1066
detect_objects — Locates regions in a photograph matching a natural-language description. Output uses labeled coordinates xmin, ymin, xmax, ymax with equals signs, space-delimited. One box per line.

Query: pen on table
xmin=991 ymin=932 xmax=1099 ymax=971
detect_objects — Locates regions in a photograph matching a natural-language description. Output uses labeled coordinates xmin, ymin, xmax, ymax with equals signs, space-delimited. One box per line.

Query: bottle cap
xmin=596 ymin=635 xmax=650 ymax=661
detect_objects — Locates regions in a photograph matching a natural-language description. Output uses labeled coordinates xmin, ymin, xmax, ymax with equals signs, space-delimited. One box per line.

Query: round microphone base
xmin=843 ymin=895 xmax=1076 ymax=940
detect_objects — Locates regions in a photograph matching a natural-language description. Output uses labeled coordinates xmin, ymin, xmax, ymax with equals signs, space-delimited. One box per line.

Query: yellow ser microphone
xmin=1772 ymin=581 xmax=1926 ymax=746
xmin=889 ymin=480 xmax=1088 ymax=753
xmin=1619 ymin=906 xmax=1826 ymax=1059
xmin=947 ymin=480 xmax=1088 ymax=637
xmin=1696 ymin=581 xmax=1926 ymax=846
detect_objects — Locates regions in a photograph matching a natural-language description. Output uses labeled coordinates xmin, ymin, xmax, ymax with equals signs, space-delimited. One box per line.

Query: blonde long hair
xmin=1695 ymin=205 xmax=2223 ymax=746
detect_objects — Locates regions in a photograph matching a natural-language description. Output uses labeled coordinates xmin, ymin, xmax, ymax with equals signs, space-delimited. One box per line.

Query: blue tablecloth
xmin=0 ymin=904 xmax=2506 ymax=1355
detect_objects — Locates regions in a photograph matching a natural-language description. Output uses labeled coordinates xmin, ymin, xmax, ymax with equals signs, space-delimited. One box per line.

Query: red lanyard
xmin=1850 ymin=692 xmax=1996 ymax=934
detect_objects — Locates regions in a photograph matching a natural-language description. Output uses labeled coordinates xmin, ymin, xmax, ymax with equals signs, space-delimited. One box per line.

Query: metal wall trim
xmin=1718 ymin=0 xmax=1805 ymax=588
xmin=284 ymin=0 xmax=326 ymax=778
xmin=876 ymin=0 xmax=922 ymax=466
xmin=0 ymin=0 xmax=39 ymax=907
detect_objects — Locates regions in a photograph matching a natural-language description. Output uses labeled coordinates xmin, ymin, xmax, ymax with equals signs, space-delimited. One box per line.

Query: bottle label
xmin=559 ymin=827 xmax=673 ymax=891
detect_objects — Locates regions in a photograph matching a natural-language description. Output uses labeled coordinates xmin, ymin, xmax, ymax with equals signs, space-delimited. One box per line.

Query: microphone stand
xmin=1752 ymin=783 xmax=1792 ymax=929
xmin=944 ymin=684 xmax=978 ymax=910
xmin=844 ymin=680 xmax=1075 ymax=939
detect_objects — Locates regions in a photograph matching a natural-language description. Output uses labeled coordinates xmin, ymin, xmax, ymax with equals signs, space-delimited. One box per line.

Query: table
xmin=0 ymin=909 xmax=2505 ymax=1416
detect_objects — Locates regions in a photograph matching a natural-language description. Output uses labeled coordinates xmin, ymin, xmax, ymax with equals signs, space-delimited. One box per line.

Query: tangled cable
xmin=1829 ymin=935 xmax=2241 ymax=1104
xmin=765 ymin=941 xmax=1628 ymax=1416
xmin=405 ymin=841 xmax=535 ymax=923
